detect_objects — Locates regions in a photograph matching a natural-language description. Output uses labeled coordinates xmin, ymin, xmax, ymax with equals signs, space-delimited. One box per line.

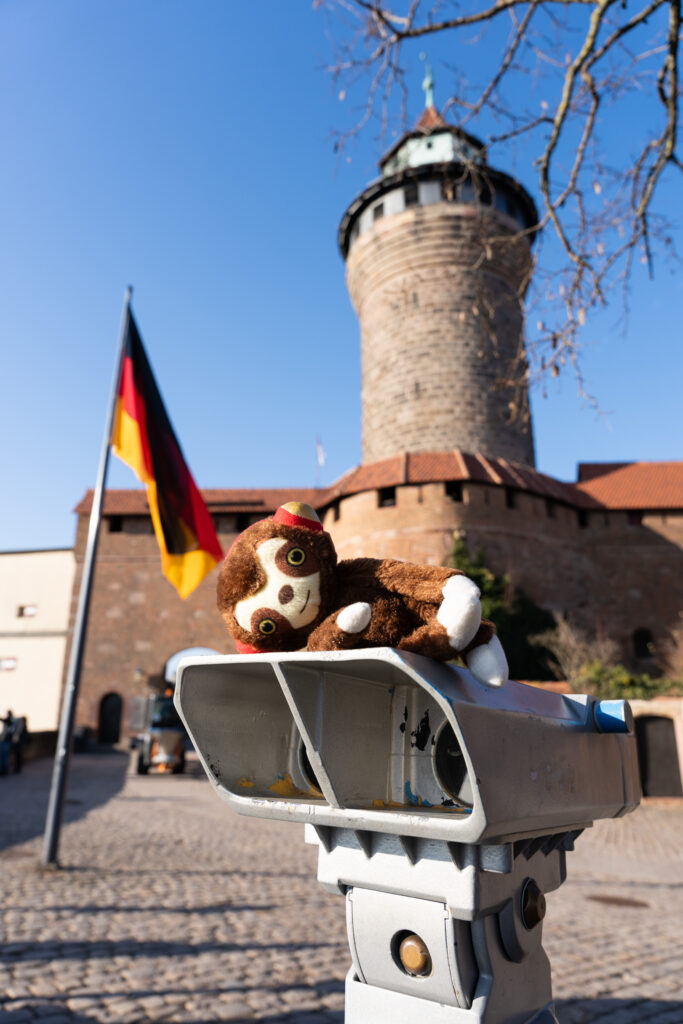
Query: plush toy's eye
xmin=258 ymin=618 xmax=277 ymax=636
xmin=286 ymin=547 xmax=306 ymax=567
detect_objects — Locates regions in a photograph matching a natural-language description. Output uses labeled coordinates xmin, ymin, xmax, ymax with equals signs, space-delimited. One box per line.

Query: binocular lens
xmin=434 ymin=724 xmax=473 ymax=807
xmin=299 ymin=739 xmax=323 ymax=794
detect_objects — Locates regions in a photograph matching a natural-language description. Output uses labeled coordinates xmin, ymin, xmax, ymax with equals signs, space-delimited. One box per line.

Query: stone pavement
xmin=1 ymin=751 xmax=682 ymax=1024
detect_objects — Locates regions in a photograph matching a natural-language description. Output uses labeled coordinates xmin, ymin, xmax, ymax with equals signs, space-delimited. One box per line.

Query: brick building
xmin=67 ymin=105 xmax=683 ymax=749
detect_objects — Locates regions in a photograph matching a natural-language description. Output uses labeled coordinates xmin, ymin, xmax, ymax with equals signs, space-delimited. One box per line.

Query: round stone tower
xmin=339 ymin=104 xmax=538 ymax=468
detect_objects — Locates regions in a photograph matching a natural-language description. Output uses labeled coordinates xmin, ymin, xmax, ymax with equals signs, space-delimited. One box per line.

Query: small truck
xmin=136 ymin=690 xmax=186 ymax=775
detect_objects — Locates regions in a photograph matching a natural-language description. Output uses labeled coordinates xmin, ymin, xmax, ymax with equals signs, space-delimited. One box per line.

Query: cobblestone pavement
xmin=1 ymin=751 xmax=682 ymax=1024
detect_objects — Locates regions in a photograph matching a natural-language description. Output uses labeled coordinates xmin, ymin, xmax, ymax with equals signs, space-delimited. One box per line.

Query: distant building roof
xmin=75 ymin=457 xmax=683 ymax=520
xmin=321 ymin=451 xmax=598 ymax=508
xmin=575 ymin=462 xmax=683 ymax=510
xmin=75 ymin=451 xmax=619 ymax=519
xmin=74 ymin=488 xmax=321 ymax=517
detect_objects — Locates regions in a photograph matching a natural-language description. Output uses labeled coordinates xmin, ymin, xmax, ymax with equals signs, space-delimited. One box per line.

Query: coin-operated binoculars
xmin=175 ymin=648 xmax=639 ymax=1024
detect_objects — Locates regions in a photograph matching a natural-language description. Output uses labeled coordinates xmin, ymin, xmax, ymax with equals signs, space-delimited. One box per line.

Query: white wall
xmin=0 ymin=549 xmax=75 ymax=731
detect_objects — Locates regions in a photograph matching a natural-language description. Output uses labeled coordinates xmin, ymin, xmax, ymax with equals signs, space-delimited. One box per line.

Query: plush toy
xmin=216 ymin=501 xmax=508 ymax=687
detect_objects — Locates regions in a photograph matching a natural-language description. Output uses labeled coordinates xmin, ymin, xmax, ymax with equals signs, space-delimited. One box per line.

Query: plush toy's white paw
xmin=437 ymin=575 xmax=482 ymax=650
xmin=337 ymin=602 xmax=372 ymax=634
xmin=466 ymin=635 xmax=509 ymax=688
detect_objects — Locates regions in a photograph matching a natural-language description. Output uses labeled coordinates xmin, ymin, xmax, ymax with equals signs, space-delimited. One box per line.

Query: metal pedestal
xmin=307 ymin=824 xmax=573 ymax=1024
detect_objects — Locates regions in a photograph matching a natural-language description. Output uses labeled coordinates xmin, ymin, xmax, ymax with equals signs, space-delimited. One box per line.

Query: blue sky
xmin=1 ymin=1 xmax=681 ymax=553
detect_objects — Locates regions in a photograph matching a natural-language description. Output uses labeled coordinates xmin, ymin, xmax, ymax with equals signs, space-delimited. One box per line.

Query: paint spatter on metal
xmin=399 ymin=706 xmax=409 ymax=733
xmin=411 ymin=710 xmax=431 ymax=750
xmin=269 ymin=773 xmax=311 ymax=798
xmin=238 ymin=776 xmax=255 ymax=788
xmin=404 ymin=781 xmax=432 ymax=807
xmin=372 ymin=798 xmax=408 ymax=809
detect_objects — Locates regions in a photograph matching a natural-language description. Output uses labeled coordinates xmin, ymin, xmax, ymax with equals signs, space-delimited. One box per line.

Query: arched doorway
xmin=98 ymin=692 xmax=123 ymax=744
xmin=635 ymin=715 xmax=683 ymax=796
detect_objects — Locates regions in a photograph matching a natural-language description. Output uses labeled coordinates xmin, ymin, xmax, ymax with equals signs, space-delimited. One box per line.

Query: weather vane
xmin=420 ymin=52 xmax=435 ymax=108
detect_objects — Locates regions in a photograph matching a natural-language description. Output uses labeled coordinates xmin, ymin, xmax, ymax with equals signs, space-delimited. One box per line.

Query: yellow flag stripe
xmin=111 ymin=404 xmax=219 ymax=598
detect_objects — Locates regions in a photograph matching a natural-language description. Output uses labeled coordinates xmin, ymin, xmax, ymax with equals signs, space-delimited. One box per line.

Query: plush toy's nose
xmin=273 ymin=502 xmax=323 ymax=532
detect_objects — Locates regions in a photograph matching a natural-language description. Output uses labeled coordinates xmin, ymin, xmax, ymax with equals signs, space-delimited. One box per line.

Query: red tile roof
xmin=320 ymin=451 xmax=598 ymax=508
xmin=415 ymin=106 xmax=447 ymax=131
xmin=575 ymin=462 xmax=683 ymax=510
xmin=75 ymin=488 xmax=321 ymax=517
xmin=76 ymin=450 xmax=617 ymax=517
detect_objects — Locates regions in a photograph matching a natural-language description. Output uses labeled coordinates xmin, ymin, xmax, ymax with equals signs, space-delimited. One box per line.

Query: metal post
xmin=42 ymin=287 xmax=132 ymax=866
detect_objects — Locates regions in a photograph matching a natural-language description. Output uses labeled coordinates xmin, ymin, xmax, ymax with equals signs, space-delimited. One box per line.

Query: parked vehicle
xmin=136 ymin=691 xmax=186 ymax=775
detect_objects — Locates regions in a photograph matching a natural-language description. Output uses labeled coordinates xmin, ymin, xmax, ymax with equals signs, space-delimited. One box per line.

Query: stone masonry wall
xmin=69 ymin=516 xmax=238 ymax=738
xmin=324 ymin=485 xmax=683 ymax=677
xmin=345 ymin=202 xmax=536 ymax=467
xmin=66 ymin=490 xmax=682 ymax=739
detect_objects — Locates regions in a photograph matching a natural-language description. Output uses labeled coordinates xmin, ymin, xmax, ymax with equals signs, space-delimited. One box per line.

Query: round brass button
xmin=399 ymin=933 xmax=432 ymax=976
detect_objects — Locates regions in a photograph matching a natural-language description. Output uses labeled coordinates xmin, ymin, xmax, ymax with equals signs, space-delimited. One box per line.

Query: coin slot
xmin=391 ymin=929 xmax=433 ymax=977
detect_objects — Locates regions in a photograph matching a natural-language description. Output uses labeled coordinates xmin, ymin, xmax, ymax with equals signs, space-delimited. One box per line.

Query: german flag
xmin=111 ymin=312 xmax=223 ymax=598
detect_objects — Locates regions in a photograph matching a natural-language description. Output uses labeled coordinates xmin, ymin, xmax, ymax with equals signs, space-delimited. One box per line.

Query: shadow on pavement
xmin=0 ymin=901 xmax=272 ymax=915
xmin=1 ymin=1005 xmax=101 ymax=1024
xmin=555 ymin=997 xmax=683 ymax=1022
xmin=0 ymin=938 xmax=340 ymax=963
xmin=177 ymin=1002 xmax=683 ymax=1024
xmin=169 ymin=1014 xmax=344 ymax=1024
xmin=0 ymin=750 xmax=129 ymax=853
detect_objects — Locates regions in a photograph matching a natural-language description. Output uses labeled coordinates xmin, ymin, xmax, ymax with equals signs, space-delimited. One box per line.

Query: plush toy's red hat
xmin=272 ymin=501 xmax=324 ymax=533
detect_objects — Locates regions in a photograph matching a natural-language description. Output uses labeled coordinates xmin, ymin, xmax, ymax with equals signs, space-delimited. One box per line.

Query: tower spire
xmin=420 ymin=53 xmax=435 ymax=109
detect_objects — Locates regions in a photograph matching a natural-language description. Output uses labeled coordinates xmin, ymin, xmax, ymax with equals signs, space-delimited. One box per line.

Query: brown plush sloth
xmin=217 ymin=501 xmax=508 ymax=687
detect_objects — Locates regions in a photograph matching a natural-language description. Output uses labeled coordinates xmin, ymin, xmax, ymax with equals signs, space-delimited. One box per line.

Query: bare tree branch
xmin=320 ymin=0 xmax=683 ymax=398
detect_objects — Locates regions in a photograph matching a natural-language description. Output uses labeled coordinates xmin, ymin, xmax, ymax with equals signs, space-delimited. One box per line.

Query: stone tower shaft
xmin=339 ymin=117 xmax=538 ymax=469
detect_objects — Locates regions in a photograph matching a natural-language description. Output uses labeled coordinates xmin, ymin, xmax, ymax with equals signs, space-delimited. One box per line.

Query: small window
xmin=633 ymin=628 xmax=654 ymax=660
xmin=109 ymin=516 xmax=123 ymax=533
xmin=505 ymin=488 xmax=516 ymax=510
xmin=17 ymin=605 xmax=37 ymax=618
xmin=628 ymin=511 xmax=643 ymax=526
xmin=373 ymin=202 xmax=384 ymax=221
xmin=332 ymin=502 xmax=340 ymax=522
xmin=577 ymin=509 xmax=589 ymax=529
xmin=545 ymin=499 xmax=556 ymax=519
xmin=0 ymin=658 xmax=17 ymax=671
xmin=446 ymin=481 xmax=463 ymax=502
xmin=379 ymin=487 xmax=396 ymax=508
xmin=404 ymin=183 xmax=419 ymax=208
xmin=235 ymin=514 xmax=250 ymax=532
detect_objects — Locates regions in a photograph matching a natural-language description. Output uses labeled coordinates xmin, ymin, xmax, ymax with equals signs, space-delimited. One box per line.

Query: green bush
xmin=444 ymin=535 xmax=558 ymax=680
xmin=575 ymin=660 xmax=683 ymax=700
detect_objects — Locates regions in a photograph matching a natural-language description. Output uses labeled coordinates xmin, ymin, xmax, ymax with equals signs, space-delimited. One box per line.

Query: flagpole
xmin=42 ymin=287 xmax=132 ymax=867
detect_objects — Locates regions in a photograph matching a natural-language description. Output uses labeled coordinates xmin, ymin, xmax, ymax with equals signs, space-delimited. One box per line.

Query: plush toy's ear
xmin=216 ymin=524 xmax=265 ymax=621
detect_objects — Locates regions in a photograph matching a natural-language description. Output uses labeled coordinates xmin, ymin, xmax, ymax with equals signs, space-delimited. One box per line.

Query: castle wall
xmin=345 ymin=202 xmax=535 ymax=467
xmin=69 ymin=515 xmax=238 ymax=738
xmin=324 ymin=484 xmax=683 ymax=676
xmin=64 ymin=481 xmax=683 ymax=741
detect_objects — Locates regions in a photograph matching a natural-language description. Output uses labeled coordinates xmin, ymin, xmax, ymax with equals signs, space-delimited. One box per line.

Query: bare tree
xmin=533 ymin=615 xmax=620 ymax=682
xmin=317 ymin=0 xmax=682 ymax=397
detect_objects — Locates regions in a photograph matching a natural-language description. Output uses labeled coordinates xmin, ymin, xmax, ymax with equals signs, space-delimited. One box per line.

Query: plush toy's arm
xmin=398 ymin=619 xmax=495 ymax=661
xmin=307 ymin=602 xmax=372 ymax=652
xmin=374 ymin=559 xmax=462 ymax=603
